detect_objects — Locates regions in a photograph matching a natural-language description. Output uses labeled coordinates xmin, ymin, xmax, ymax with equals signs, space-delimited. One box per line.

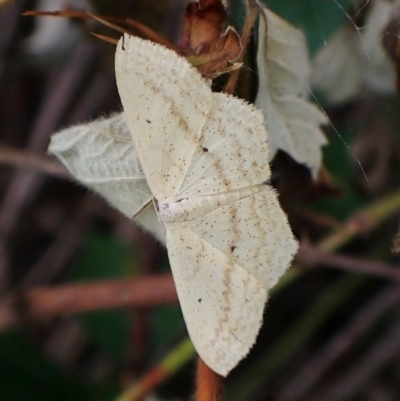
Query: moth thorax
xmin=158 ymin=197 xmax=194 ymax=224
xmin=158 ymin=195 xmax=221 ymax=224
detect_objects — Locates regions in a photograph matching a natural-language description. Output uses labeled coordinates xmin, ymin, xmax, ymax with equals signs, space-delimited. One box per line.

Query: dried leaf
xmin=180 ymin=0 xmax=242 ymax=78
xmin=24 ymin=3 xmax=239 ymax=77
xmin=255 ymin=6 xmax=327 ymax=179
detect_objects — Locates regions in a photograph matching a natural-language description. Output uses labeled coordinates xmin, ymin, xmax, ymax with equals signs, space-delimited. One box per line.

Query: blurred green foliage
xmin=314 ymin=125 xmax=367 ymax=220
xmin=0 ymin=333 xmax=92 ymax=401
xmin=266 ymin=0 xmax=353 ymax=54
xmin=69 ymin=232 xmax=133 ymax=361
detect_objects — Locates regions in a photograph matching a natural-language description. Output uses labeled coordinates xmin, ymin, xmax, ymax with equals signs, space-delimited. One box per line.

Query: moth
xmin=50 ymin=34 xmax=298 ymax=376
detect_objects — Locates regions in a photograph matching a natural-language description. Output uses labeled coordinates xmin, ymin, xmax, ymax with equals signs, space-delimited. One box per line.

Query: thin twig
xmin=0 ymin=41 xmax=97 ymax=244
xmin=0 ymin=274 xmax=176 ymax=331
xmin=0 ymin=145 xmax=70 ymax=179
xmin=195 ymin=358 xmax=224 ymax=401
xmin=114 ymin=339 xmax=195 ymax=401
xmin=224 ymin=0 xmax=260 ymax=94
xmin=317 ymin=190 xmax=400 ymax=252
xmin=276 ymin=284 xmax=400 ymax=401
xmin=17 ymin=196 xmax=94 ymax=290
xmin=309 ymin=317 xmax=400 ymax=401
xmin=23 ymin=10 xmax=179 ymax=52
xmin=91 ymin=32 xmax=118 ymax=45
xmin=297 ymin=244 xmax=400 ymax=281
xmin=0 ymin=41 xmax=106 ymax=296
xmin=125 ymin=17 xmax=180 ymax=52
xmin=44 ymin=319 xmax=89 ymax=367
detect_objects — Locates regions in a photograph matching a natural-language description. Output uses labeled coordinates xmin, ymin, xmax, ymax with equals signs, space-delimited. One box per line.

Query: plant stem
xmin=195 ymin=358 xmax=224 ymax=401
xmin=114 ymin=339 xmax=195 ymax=401
xmin=317 ymin=190 xmax=400 ymax=252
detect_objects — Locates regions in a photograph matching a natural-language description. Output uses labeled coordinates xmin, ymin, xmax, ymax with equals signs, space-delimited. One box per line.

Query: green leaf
xmin=313 ymin=126 xmax=367 ymax=220
xmin=265 ymin=0 xmax=353 ymax=55
xmin=151 ymin=305 xmax=184 ymax=353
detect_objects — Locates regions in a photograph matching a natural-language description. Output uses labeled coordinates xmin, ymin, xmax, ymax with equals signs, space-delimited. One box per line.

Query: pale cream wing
xmin=185 ymin=185 xmax=298 ymax=290
xmin=49 ymin=113 xmax=153 ymax=219
xmin=166 ymin=227 xmax=266 ymax=377
xmin=176 ymin=92 xmax=270 ymax=197
xmin=49 ymin=114 xmax=166 ymax=244
xmin=115 ymin=34 xmax=212 ymax=200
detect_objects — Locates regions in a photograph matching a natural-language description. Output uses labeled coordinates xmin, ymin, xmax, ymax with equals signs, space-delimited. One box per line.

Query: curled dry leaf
xmin=255 ymin=6 xmax=327 ymax=180
xmin=180 ymin=0 xmax=242 ymax=78
xmin=311 ymin=0 xmax=398 ymax=104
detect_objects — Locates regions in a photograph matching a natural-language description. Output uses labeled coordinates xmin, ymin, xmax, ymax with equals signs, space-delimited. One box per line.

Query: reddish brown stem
xmin=23 ymin=10 xmax=179 ymax=52
xmin=0 ymin=274 xmax=177 ymax=331
xmin=195 ymin=358 xmax=224 ymax=401
xmin=90 ymin=32 xmax=119 ymax=45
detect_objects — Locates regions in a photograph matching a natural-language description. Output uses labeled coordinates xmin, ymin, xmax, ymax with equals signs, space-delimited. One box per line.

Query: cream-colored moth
xmin=50 ymin=34 xmax=298 ymax=376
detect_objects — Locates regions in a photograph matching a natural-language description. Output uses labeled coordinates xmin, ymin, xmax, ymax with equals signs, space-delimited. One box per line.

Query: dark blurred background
xmin=1 ymin=0 xmax=400 ymax=400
